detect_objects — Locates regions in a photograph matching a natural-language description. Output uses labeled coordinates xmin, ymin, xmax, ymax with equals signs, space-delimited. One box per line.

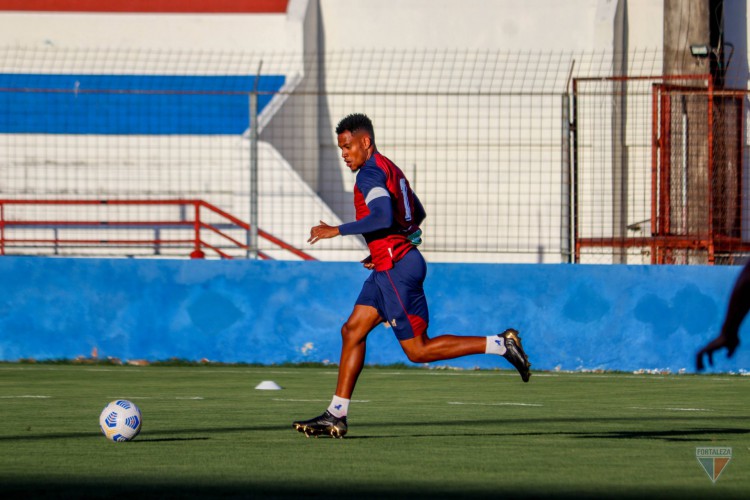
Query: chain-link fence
xmin=0 ymin=46 xmax=746 ymax=263
xmin=574 ymin=74 xmax=750 ymax=264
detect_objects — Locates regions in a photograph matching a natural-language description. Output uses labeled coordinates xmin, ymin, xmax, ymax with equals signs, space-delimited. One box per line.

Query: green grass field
xmin=1 ymin=363 xmax=748 ymax=499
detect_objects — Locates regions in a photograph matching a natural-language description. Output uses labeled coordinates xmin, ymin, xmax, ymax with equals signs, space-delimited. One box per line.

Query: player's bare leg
xmin=400 ymin=329 xmax=531 ymax=382
xmin=334 ymin=304 xmax=383 ymax=398
xmin=399 ymin=332 xmax=484 ymax=362
xmin=292 ymin=305 xmax=382 ymax=438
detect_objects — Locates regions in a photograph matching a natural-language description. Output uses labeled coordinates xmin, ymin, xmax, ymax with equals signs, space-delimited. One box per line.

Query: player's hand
xmin=696 ymin=333 xmax=740 ymax=371
xmin=361 ymin=255 xmax=375 ymax=270
xmin=308 ymin=221 xmax=340 ymax=245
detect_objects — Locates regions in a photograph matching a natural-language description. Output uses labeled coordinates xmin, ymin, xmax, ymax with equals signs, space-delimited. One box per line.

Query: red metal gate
xmin=574 ymin=74 xmax=749 ymax=264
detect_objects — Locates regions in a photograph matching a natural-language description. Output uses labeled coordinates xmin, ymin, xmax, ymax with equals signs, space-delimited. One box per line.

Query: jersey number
xmin=400 ymin=178 xmax=412 ymax=222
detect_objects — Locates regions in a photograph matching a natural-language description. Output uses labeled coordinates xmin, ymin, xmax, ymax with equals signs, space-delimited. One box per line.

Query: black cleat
xmin=292 ymin=410 xmax=348 ymax=438
xmin=499 ymin=329 xmax=531 ymax=382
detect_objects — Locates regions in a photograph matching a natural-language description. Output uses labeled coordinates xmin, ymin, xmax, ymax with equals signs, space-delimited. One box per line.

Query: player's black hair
xmin=335 ymin=113 xmax=375 ymax=143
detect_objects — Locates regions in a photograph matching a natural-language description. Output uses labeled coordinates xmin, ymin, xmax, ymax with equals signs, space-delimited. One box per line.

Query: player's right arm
xmin=308 ymin=167 xmax=392 ymax=246
xmin=338 ymin=168 xmax=392 ymax=236
xmin=338 ymin=197 xmax=392 ymax=236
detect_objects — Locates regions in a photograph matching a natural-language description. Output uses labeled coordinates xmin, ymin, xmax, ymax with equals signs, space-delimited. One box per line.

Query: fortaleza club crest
xmin=695 ymin=447 xmax=732 ymax=483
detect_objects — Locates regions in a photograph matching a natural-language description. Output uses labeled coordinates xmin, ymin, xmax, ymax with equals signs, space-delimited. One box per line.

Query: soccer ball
xmin=99 ymin=400 xmax=142 ymax=442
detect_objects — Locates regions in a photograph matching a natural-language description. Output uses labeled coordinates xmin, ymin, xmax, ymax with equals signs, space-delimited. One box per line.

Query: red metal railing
xmin=0 ymin=199 xmax=315 ymax=260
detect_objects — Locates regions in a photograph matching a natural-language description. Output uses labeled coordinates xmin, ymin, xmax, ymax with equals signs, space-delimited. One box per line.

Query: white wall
xmin=315 ymin=0 xmax=667 ymax=263
xmin=320 ymin=0 xmax=599 ymax=51
xmin=0 ymin=10 xmax=303 ymax=54
xmin=0 ymin=0 xmax=681 ymax=263
xmin=319 ymin=0 xmax=661 ymax=53
xmin=0 ymin=0 xmax=667 ymax=70
xmin=626 ymin=0 xmax=664 ymax=53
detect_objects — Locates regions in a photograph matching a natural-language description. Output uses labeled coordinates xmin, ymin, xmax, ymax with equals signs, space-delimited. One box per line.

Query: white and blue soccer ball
xmin=99 ymin=400 xmax=142 ymax=442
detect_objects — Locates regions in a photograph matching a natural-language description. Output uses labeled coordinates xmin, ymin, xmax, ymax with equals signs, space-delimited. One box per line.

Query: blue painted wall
xmin=0 ymin=74 xmax=285 ymax=134
xmin=0 ymin=257 xmax=747 ymax=373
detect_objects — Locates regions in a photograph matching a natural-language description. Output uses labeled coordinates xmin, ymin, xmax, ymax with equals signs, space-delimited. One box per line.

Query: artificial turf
xmin=0 ymin=363 xmax=748 ymax=498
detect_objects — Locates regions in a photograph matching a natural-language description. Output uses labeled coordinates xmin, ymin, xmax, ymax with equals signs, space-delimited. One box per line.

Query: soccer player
xmin=696 ymin=260 xmax=750 ymax=370
xmin=292 ymin=113 xmax=531 ymax=438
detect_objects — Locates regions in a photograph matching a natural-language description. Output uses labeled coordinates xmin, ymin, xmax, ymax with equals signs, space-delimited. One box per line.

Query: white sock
xmin=327 ymin=395 xmax=350 ymax=418
xmin=485 ymin=335 xmax=507 ymax=356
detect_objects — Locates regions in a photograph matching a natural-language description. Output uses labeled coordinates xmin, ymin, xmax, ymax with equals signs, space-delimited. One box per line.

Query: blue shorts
xmin=355 ymin=248 xmax=429 ymax=340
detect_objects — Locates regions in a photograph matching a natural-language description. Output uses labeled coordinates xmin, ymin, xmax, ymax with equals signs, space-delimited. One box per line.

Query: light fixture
xmin=690 ymin=44 xmax=711 ymax=57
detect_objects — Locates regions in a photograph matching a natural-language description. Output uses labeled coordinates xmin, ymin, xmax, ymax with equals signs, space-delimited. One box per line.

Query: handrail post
xmin=0 ymin=202 xmax=5 ymax=256
xmin=190 ymin=201 xmax=205 ymax=259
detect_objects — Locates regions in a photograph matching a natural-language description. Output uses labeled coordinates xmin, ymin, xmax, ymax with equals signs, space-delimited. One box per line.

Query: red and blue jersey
xmin=351 ymin=152 xmax=424 ymax=271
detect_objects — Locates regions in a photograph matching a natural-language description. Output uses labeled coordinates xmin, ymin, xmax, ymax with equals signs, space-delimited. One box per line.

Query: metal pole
xmin=247 ymin=61 xmax=263 ymax=259
xmin=611 ymin=77 xmax=628 ymax=264
xmin=571 ymin=79 xmax=580 ymax=263
xmin=681 ymin=96 xmax=688 ymax=262
xmin=561 ymin=93 xmax=571 ymax=263
xmin=565 ymin=61 xmax=577 ymax=263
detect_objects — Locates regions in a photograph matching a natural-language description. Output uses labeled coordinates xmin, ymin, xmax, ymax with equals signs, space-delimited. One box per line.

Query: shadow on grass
xmin=132 ymin=436 xmax=210 ymax=443
xmin=572 ymin=427 xmax=750 ymax=441
xmin=2 ymin=416 xmax=748 ymax=443
xmin=337 ymin=416 xmax=750 ymax=442
xmin=0 ymin=425 xmax=280 ymax=442
xmin=345 ymin=427 xmax=749 ymax=442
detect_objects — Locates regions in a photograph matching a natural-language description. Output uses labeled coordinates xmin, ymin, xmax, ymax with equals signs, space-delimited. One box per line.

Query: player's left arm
xmin=412 ymin=192 xmax=426 ymax=227
xmin=398 ymin=191 xmax=425 ymax=246
xmin=408 ymin=192 xmax=426 ymax=230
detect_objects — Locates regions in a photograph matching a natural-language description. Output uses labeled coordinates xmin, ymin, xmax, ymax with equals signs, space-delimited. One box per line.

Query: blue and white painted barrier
xmin=0 ymin=257 xmax=747 ymax=373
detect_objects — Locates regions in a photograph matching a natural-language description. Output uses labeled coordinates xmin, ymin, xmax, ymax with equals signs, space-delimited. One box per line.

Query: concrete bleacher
xmin=0 ymin=0 xmax=367 ymax=260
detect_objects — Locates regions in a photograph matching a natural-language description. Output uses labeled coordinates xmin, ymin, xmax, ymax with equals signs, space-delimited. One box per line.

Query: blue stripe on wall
xmin=0 ymin=74 xmax=285 ymax=134
xmin=0 ymin=257 xmax=747 ymax=373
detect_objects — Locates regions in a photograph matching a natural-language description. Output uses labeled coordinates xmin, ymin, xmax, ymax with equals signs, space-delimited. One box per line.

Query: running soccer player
xmin=696 ymin=260 xmax=750 ymax=370
xmin=293 ymin=113 xmax=531 ymax=438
